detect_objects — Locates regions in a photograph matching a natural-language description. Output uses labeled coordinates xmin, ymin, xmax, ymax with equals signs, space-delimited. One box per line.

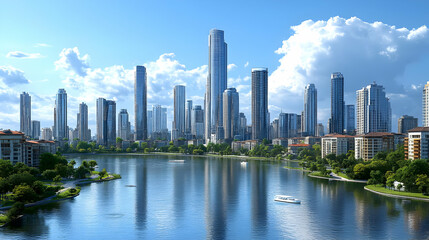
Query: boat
xmin=169 ymin=160 xmax=185 ymax=163
xmin=274 ymin=195 xmax=301 ymax=204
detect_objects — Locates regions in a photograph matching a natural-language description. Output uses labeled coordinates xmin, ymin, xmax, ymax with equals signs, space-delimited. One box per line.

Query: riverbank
xmin=307 ymin=171 xmax=368 ymax=183
xmin=364 ymin=185 xmax=429 ymax=202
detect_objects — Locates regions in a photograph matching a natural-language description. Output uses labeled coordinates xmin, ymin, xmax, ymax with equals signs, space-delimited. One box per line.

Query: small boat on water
xmin=274 ymin=195 xmax=301 ymax=204
xmin=240 ymin=161 xmax=247 ymax=165
xmin=169 ymin=160 xmax=185 ymax=163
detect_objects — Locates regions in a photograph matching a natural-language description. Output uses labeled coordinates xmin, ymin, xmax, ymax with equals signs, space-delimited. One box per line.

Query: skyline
xmin=1 ymin=3 xmax=429 ymax=133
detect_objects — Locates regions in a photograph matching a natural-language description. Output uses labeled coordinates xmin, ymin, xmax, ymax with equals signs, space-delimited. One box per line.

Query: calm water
xmin=2 ymin=154 xmax=429 ymax=239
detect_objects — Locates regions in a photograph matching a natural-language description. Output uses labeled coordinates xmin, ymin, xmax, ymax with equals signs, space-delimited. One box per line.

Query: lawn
xmin=308 ymin=171 xmax=334 ymax=178
xmin=337 ymin=172 xmax=352 ymax=180
xmin=366 ymin=185 xmax=429 ymax=199
xmin=53 ymin=187 xmax=81 ymax=200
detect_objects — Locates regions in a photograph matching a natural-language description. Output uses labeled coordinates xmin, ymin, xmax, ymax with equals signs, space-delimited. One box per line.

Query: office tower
xmin=223 ymin=88 xmax=239 ymax=140
xmin=271 ymin=119 xmax=279 ymax=139
xmin=356 ymin=82 xmax=391 ymax=135
xmin=205 ymin=29 xmax=227 ymax=142
xmin=398 ymin=115 xmax=418 ymax=134
xmin=77 ymin=102 xmax=89 ymax=141
xmin=297 ymin=114 xmax=302 ymax=136
xmin=344 ymin=104 xmax=355 ymax=134
xmin=55 ymin=89 xmax=68 ymax=140
xmin=153 ymin=105 xmax=167 ymax=132
xmin=172 ymin=85 xmax=186 ymax=140
xmin=41 ymin=127 xmax=53 ymax=140
xmin=251 ymin=68 xmax=268 ymax=140
xmin=278 ymin=113 xmax=298 ymax=138
xmin=118 ymin=109 xmax=130 ymax=140
xmin=147 ymin=110 xmax=153 ymax=137
xmin=31 ymin=120 xmax=40 ymax=139
xmin=185 ymin=100 xmax=193 ymax=134
xmin=239 ymin=113 xmax=247 ymax=140
xmin=329 ymin=72 xmax=344 ymax=134
xmin=96 ymin=98 xmax=116 ymax=146
xmin=317 ymin=123 xmax=325 ymax=137
xmin=424 ymin=81 xmax=429 ymax=127
xmin=135 ymin=65 xmax=147 ymax=140
xmin=303 ymin=84 xmax=317 ymax=136
xmin=20 ymin=92 xmax=31 ymax=137
xmin=191 ymin=105 xmax=204 ymax=139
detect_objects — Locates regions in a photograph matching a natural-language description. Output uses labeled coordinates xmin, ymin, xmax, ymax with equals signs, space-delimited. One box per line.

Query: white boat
xmin=169 ymin=160 xmax=185 ymax=163
xmin=274 ymin=195 xmax=301 ymax=204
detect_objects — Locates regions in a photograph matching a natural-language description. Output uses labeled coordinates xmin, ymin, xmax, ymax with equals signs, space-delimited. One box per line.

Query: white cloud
xmin=269 ymin=16 xmax=429 ymax=125
xmin=0 ymin=66 xmax=30 ymax=86
xmin=244 ymin=61 xmax=249 ymax=68
xmin=227 ymin=63 xmax=237 ymax=71
xmin=55 ymin=47 xmax=90 ymax=77
xmin=6 ymin=51 xmax=42 ymax=59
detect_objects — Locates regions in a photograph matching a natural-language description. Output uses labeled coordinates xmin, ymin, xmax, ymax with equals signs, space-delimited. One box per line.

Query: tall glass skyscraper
xmin=135 ymin=66 xmax=147 ymax=140
xmin=192 ymin=105 xmax=204 ymax=139
xmin=356 ymin=82 xmax=391 ymax=134
xmin=329 ymin=73 xmax=344 ymax=134
xmin=278 ymin=113 xmax=298 ymax=138
xmin=78 ymin=102 xmax=89 ymax=141
xmin=185 ymin=100 xmax=193 ymax=134
xmin=172 ymin=85 xmax=186 ymax=140
xmin=55 ymin=89 xmax=67 ymax=140
xmin=118 ymin=109 xmax=130 ymax=140
xmin=344 ymin=104 xmax=355 ymax=134
xmin=96 ymin=98 xmax=116 ymax=146
xmin=153 ymin=105 xmax=167 ymax=132
xmin=20 ymin=92 xmax=31 ymax=137
xmin=423 ymin=81 xmax=429 ymax=127
xmin=251 ymin=68 xmax=268 ymax=140
xmin=205 ymin=29 xmax=227 ymax=142
xmin=303 ymin=84 xmax=317 ymax=136
xmin=31 ymin=120 xmax=40 ymax=139
xmin=223 ymin=88 xmax=239 ymax=140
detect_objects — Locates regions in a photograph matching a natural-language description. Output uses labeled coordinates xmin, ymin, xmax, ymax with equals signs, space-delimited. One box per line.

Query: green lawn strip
xmin=337 ymin=172 xmax=352 ymax=180
xmin=366 ymin=185 xmax=429 ymax=199
xmin=53 ymin=187 xmax=81 ymax=200
xmin=0 ymin=214 xmax=8 ymax=225
xmin=308 ymin=171 xmax=334 ymax=178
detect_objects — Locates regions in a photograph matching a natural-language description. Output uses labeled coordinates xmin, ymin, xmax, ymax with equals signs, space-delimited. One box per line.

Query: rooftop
xmin=323 ymin=134 xmax=354 ymax=138
xmin=408 ymin=127 xmax=429 ymax=132
xmin=0 ymin=129 xmax=24 ymax=135
xmin=289 ymin=144 xmax=310 ymax=147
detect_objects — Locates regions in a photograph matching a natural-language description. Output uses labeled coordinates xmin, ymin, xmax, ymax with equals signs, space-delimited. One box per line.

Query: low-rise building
xmin=405 ymin=127 xmax=429 ymax=160
xmin=354 ymin=132 xmax=401 ymax=161
xmin=288 ymin=143 xmax=311 ymax=155
xmin=321 ymin=134 xmax=355 ymax=158
xmin=231 ymin=140 xmax=261 ymax=152
xmin=272 ymin=138 xmax=288 ymax=148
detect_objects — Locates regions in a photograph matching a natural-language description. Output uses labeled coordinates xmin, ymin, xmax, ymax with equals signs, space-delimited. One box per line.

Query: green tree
xmin=99 ymin=168 xmax=107 ymax=179
xmin=116 ymin=137 xmax=123 ymax=144
xmin=39 ymin=153 xmax=67 ymax=172
xmin=53 ymin=175 xmax=62 ymax=184
xmin=32 ymin=181 xmax=47 ymax=195
xmin=42 ymin=170 xmax=58 ymax=180
xmin=416 ymin=174 xmax=429 ymax=194
xmin=8 ymin=172 xmax=36 ymax=187
xmin=74 ymin=166 xmax=90 ymax=179
xmin=353 ymin=163 xmax=370 ymax=180
xmin=13 ymin=185 xmax=37 ymax=203
xmin=0 ymin=178 xmax=11 ymax=201
xmin=88 ymin=160 xmax=98 ymax=171
xmin=6 ymin=202 xmax=25 ymax=221
xmin=126 ymin=147 xmax=132 ymax=153
xmin=0 ymin=159 xmax=13 ymax=178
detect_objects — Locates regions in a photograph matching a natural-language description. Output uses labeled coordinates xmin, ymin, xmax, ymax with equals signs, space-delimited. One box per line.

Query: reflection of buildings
xmin=135 ymin=161 xmax=147 ymax=229
xmin=250 ymin=161 xmax=267 ymax=236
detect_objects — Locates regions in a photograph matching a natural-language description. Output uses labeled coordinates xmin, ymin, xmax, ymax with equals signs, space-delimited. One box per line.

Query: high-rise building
xmin=55 ymin=89 xmax=68 ymax=140
xmin=356 ymin=82 xmax=391 ymax=135
xmin=191 ymin=105 xmax=204 ymax=139
xmin=118 ymin=109 xmax=131 ymax=140
xmin=398 ymin=115 xmax=418 ymax=134
xmin=20 ymin=92 xmax=31 ymax=137
xmin=77 ymin=102 xmax=89 ymax=141
xmin=251 ymin=68 xmax=268 ymax=140
xmin=239 ymin=113 xmax=247 ymax=140
xmin=31 ymin=120 xmax=40 ymax=139
xmin=153 ymin=105 xmax=167 ymax=132
xmin=317 ymin=123 xmax=325 ymax=137
xmin=278 ymin=113 xmax=298 ymax=138
xmin=135 ymin=65 xmax=147 ymax=140
xmin=329 ymin=73 xmax=344 ymax=134
xmin=185 ymin=100 xmax=193 ymax=134
xmin=303 ymin=84 xmax=317 ymax=136
xmin=172 ymin=85 xmax=186 ymax=140
xmin=96 ymin=98 xmax=116 ymax=146
xmin=344 ymin=104 xmax=355 ymax=134
xmin=423 ymin=82 xmax=429 ymax=127
xmin=41 ymin=128 xmax=53 ymax=141
xmin=147 ymin=110 xmax=153 ymax=138
xmin=205 ymin=29 xmax=227 ymax=142
xmin=223 ymin=88 xmax=239 ymax=140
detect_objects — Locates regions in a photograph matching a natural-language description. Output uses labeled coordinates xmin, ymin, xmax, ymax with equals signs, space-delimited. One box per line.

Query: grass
xmin=337 ymin=172 xmax=352 ymax=180
xmin=366 ymin=185 xmax=429 ymax=199
xmin=53 ymin=187 xmax=81 ymax=200
xmin=0 ymin=214 xmax=8 ymax=225
xmin=308 ymin=171 xmax=334 ymax=178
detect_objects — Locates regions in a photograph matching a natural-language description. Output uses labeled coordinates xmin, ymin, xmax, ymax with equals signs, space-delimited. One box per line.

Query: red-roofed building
xmin=288 ymin=143 xmax=311 ymax=155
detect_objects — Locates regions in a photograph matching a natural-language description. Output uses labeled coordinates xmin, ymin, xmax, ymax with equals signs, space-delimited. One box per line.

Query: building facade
xmin=344 ymin=104 xmax=355 ymax=134
xmin=172 ymin=85 xmax=186 ymax=140
xmin=205 ymin=29 xmax=227 ymax=142
xmin=55 ymin=89 xmax=68 ymax=140
xmin=185 ymin=100 xmax=193 ymax=135
xmin=20 ymin=92 xmax=31 ymax=137
xmin=329 ymin=72 xmax=345 ymax=134
xmin=398 ymin=115 xmax=418 ymax=134
xmin=303 ymin=84 xmax=317 ymax=136
xmin=191 ymin=105 xmax=204 ymax=139
xmin=354 ymin=132 xmax=399 ymax=161
xmin=135 ymin=65 xmax=148 ymax=140
xmin=251 ymin=68 xmax=268 ymax=140
xmin=118 ymin=109 xmax=131 ymax=140
xmin=321 ymin=134 xmax=355 ymax=158
xmin=78 ymin=102 xmax=90 ymax=141
xmin=423 ymin=82 xmax=429 ymax=127
xmin=41 ymin=128 xmax=53 ymax=141
xmin=405 ymin=127 xmax=429 ymax=160
xmin=31 ymin=120 xmax=40 ymax=139
xmin=96 ymin=98 xmax=116 ymax=146
xmin=223 ymin=88 xmax=239 ymax=141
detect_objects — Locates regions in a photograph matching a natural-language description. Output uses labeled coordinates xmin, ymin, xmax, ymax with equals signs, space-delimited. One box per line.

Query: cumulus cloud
xmin=0 ymin=66 xmax=30 ymax=86
xmin=227 ymin=63 xmax=237 ymax=71
xmin=244 ymin=61 xmax=249 ymax=68
xmin=269 ymin=16 xmax=429 ymax=125
xmin=55 ymin=47 xmax=90 ymax=77
xmin=6 ymin=51 xmax=42 ymax=59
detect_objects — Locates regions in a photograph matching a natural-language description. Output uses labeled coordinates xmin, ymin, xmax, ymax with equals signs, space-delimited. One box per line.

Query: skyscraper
xmin=185 ymin=100 xmax=193 ymax=135
xmin=31 ymin=120 xmax=40 ymax=139
xmin=78 ymin=102 xmax=89 ymax=141
xmin=20 ymin=92 xmax=31 ymax=137
xmin=172 ymin=85 xmax=186 ymax=140
xmin=135 ymin=65 xmax=147 ymax=140
xmin=278 ymin=113 xmax=298 ymax=138
xmin=423 ymin=81 xmax=429 ymax=127
xmin=41 ymin=127 xmax=53 ymax=141
xmin=153 ymin=105 xmax=167 ymax=132
xmin=55 ymin=89 xmax=67 ymax=140
xmin=251 ymin=68 xmax=268 ymax=140
xmin=205 ymin=29 xmax=227 ymax=142
xmin=356 ymin=82 xmax=391 ymax=135
xmin=96 ymin=98 xmax=116 ymax=146
xmin=191 ymin=105 xmax=204 ymax=139
xmin=223 ymin=88 xmax=239 ymax=140
xmin=303 ymin=84 xmax=317 ymax=136
xmin=239 ymin=113 xmax=247 ymax=140
xmin=344 ymin=104 xmax=355 ymax=134
xmin=118 ymin=109 xmax=130 ymax=140
xmin=329 ymin=72 xmax=344 ymax=134
xmin=398 ymin=115 xmax=418 ymax=134
xmin=147 ymin=110 xmax=153 ymax=138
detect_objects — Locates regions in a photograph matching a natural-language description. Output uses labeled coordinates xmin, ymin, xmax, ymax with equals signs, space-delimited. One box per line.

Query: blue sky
xmin=1 ymin=0 xmax=429 ymax=133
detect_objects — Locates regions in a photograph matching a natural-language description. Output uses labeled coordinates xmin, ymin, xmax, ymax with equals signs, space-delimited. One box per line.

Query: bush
xmin=7 ymin=202 xmax=25 ymax=221
xmin=13 ymin=185 xmax=37 ymax=203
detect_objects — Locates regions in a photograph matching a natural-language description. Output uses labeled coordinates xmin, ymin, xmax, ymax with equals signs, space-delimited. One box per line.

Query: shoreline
xmin=364 ymin=186 xmax=429 ymax=202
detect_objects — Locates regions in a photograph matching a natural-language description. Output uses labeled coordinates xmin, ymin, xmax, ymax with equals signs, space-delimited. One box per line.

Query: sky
xmin=1 ymin=0 xmax=429 ymax=134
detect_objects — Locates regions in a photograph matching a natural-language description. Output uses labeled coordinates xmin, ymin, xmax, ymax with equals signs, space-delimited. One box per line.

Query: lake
xmin=1 ymin=154 xmax=429 ymax=239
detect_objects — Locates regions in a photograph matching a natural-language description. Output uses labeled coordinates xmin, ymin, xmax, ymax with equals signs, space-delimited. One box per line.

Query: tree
xmin=13 ymin=185 xmax=37 ymax=203
xmin=116 ymin=137 xmax=123 ymax=144
xmin=53 ymin=175 xmax=62 ymax=185
xmin=32 ymin=181 xmax=46 ymax=195
xmin=42 ymin=170 xmax=58 ymax=180
xmin=353 ymin=163 xmax=370 ymax=180
xmin=7 ymin=202 xmax=25 ymax=221
xmin=68 ymin=160 xmax=76 ymax=167
xmin=74 ymin=166 xmax=90 ymax=179
xmin=8 ymin=172 xmax=36 ymax=187
xmin=39 ymin=153 xmax=68 ymax=172
xmin=99 ymin=168 xmax=107 ymax=179
xmin=369 ymin=170 xmax=384 ymax=185
xmin=88 ymin=160 xmax=98 ymax=171
xmin=55 ymin=164 xmax=69 ymax=178
xmin=0 ymin=159 xmax=13 ymax=178
xmin=126 ymin=147 xmax=132 ymax=153
xmin=0 ymin=178 xmax=11 ymax=201
xmin=416 ymin=174 xmax=429 ymax=194
xmin=193 ymin=149 xmax=204 ymax=155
